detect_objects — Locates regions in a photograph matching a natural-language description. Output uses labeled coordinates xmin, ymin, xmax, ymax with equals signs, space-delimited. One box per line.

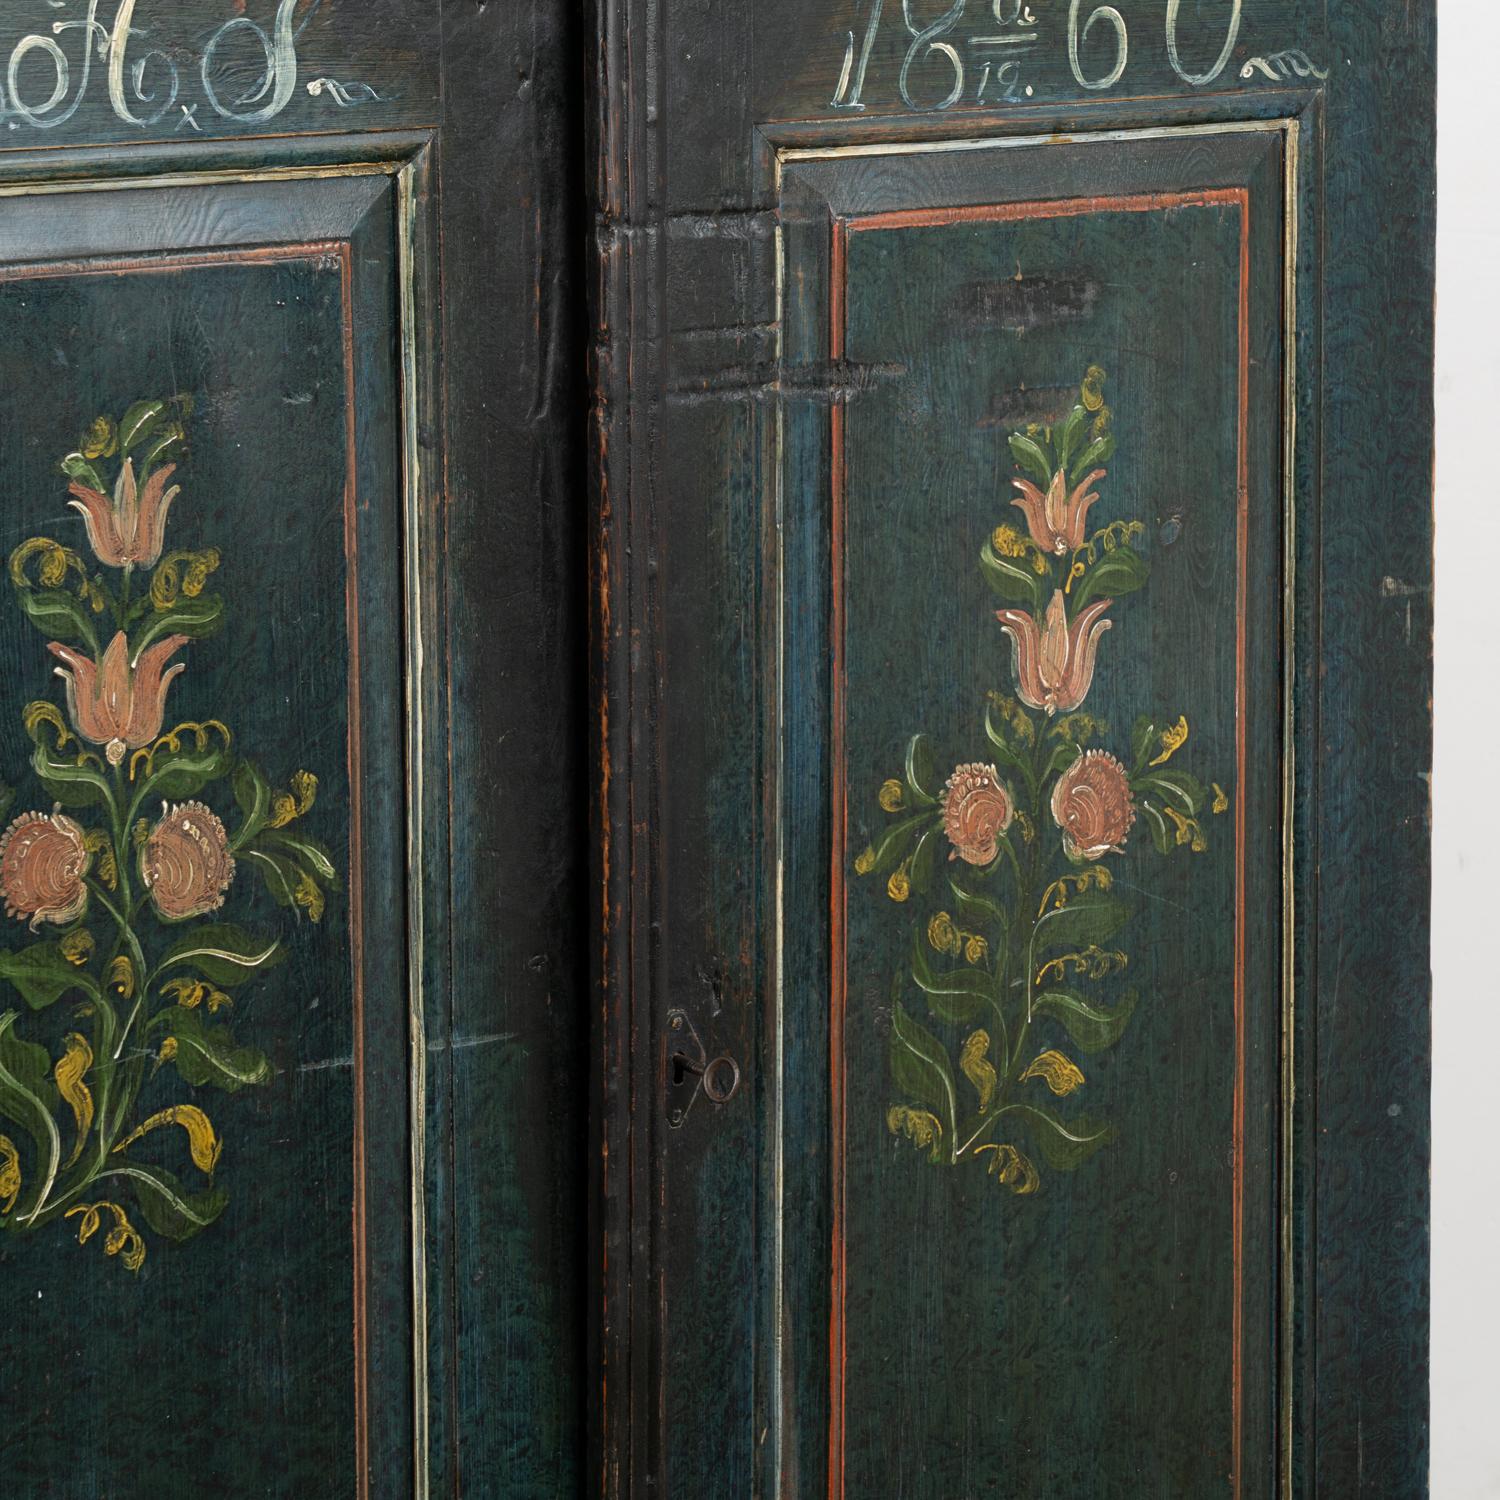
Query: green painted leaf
xmin=31 ymin=741 xmax=113 ymax=812
xmin=1135 ymin=767 xmax=1207 ymax=817
xmin=157 ymin=925 xmax=283 ymax=988
xmin=904 ymin=734 xmax=938 ymax=804
xmin=1041 ymin=739 xmax=1081 ymax=783
xmin=265 ymin=830 xmax=340 ymax=889
xmin=1139 ymin=799 xmax=1173 ymax=855
xmin=1008 ymin=432 xmax=1053 ymax=486
xmin=0 ymin=943 xmax=97 ymax=1011
xmin=1071 ymin=542 xmax=1148 ymax=614
xmin=1013 ymin=1104 xmax=1115 ymax=1169
xmin=134 ymin=424 xmax=185 ymax=482
xmin=58 ymin=451 xmax=107 ymax=493
xmin=118 ymin=399 xmax=166 ymax=455
xmin=889 ymin=1002 xmax=957 ymax=1142
xmin=241 ymin=848 xmax=300 ymax=908
xmin=911 ymin=937 xmax=995 ymax=1026
xmin=1130 ymin=714 xmax=1159 ymax=773
xmin=0 ymin=1011 xmax=58 ymax=1153
xmin=983 ymin=706 xmax=1038 ymax=795
xmin=133 ymin=593 xmax=224 ymax=655
xmin=232 ymin=759 xmax=272 ymax=847
xmin=1055 ymin=404 xmax=1087 ymax=473
xmin=980 ymin=540 xmax=1046 ymax=611
xmin=1033 ymin=987 xmax=1138 ymax=1053
xmin=130 ymin=740 xmax=233 ymax=810
xmin=949 ymin=879 xmax=1008 ymax=938
xmin=1032 ymin=894 xmax=1130 ymax=956
xmin=159 ymin=1010 xmax=272 ymax=1092
xmin=907 ymin=825 xmax=941 ymax=896
xmin=863 ymin=813 xmax=929 ymax=875
xmin=112 ymin=1160 xmax=227 ymax=1242
xmin=1069 ymin=431 xmax=1116 ymax=483
xmin=15 ymin=588 xmax=100 ymax=651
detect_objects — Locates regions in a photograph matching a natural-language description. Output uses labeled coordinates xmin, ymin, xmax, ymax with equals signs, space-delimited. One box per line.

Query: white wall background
xmin=1432 ymin=7 xmax=1499 ymax=1496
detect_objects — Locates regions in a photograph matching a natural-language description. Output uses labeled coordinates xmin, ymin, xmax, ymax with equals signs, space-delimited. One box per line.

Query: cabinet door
xmin=0 ymin=5 xmax=585 ymax=1497
xmin=592 ymin=3 xmax=1433 ymax=1496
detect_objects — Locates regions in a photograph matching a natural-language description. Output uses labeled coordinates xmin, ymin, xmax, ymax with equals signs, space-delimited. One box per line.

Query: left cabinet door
xmin=0 ymin=5 xmax=588 ymax=1498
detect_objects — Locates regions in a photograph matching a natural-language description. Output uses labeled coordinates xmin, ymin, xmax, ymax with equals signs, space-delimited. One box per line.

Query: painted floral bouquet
xmin=857 ymin=366 xmax=1227 ymax=1193
xmin=0 ymin=399 xmax=336 ymax=1272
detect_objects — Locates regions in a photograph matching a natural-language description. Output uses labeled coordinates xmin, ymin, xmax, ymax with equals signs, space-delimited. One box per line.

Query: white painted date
xmin=830 ymin=0 xmax=1322 ymax=112
xmin=0 ymin=0 xmax=376 ymax=132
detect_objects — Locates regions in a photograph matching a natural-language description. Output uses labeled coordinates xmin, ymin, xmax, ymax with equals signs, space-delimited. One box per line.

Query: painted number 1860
xmin=830 ymin=0 xmax=1245 ymax=111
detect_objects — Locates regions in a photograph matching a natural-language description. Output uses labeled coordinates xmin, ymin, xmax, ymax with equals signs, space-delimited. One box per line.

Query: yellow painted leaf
xmin=81 ymin=415 xmax=118 ymax=460
xmin=107 ymin=955 xmax=134 ymax=1000
xmin=982 ymin=1142 xmax=1040 ymax=1195
xmin=1020 ymin=1049 xmax=1086 ymax=1097
xmin=959 ymin=1030 xmax=998 ymax=1114
xmin=54 ymin=1033 xmax=94 ymax=1169
xmin=1149 ymin=715 xmax=1189 ymax=766
xmin=150 ymin=547 xmax=221 ymax=609
xmin=886 ymin=1104 xmax=943 ymax=1161
xmin=269 ymin=769 xmax=319 ymax=828
xmin=114 ymin=1103 xmax=221 ymax=1174
xmin=66 ymin=1202 xmax=101 ymax=1244
xmin=0 ymin=1134 xmax=21 ymax=1214
xmin=66 ymin=1200 xmax=145 ymax=1272
xmin=293 ymin=872 xmax=325 ymax=923
xmin=163 ymin=977 xmax=205 ymax=1009
xmin=59 ymin=929 xmax=95 ymax=966
xmin=1165 ymin=805 xmax=1208 ymax=852
xmin=82 ymin=830 xmax=117 ymax=890
xmin=161 ymin=977 xmax=232 ymax=1013
xmin=1034 ymin=945 xmax=1128 ymax=986
xmin=927 ymin=911 xmax=960 ymax=956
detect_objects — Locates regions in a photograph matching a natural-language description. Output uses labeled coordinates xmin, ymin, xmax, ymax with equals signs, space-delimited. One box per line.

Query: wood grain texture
xmin=590 ymin=1 xmax=1433 ymax=1496
xmin=0 ymin=180 xmax=416 ymax=1495
xmin=439 ymin=2 xmax=589 ymax=1497
xmin=0 ymin=0 xmax=439 ymax=145
xmin=0 ymin=4 xmax=591 ymax=1496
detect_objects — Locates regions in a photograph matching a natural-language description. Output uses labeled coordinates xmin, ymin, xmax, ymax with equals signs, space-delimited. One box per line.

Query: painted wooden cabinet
xmin=0 ymin=2 xmax=1432 ymax=1497
xmin=0 ymin=4 xmax=586 ymax=1497
xmin=591 ymin=3 xmax=1433 ymax=1499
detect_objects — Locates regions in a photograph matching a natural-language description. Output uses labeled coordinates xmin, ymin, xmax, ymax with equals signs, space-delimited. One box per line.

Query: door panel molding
xmin=0 ymin=140 xmax=445 ymax=1498
xmin=765 ymin=118 xmax=1306 ymax=1498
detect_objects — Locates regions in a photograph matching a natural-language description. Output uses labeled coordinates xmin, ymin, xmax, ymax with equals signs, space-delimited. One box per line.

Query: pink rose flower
xmin=1051 ymin=749 xmax=1135 ymax=860
xmin=141 ymin=801 xmax=235 ymax=921
xmin=943 ymin=763 xmax=1013 ymax=865
xmin=0 ymin=809 xmax=90 ymax=929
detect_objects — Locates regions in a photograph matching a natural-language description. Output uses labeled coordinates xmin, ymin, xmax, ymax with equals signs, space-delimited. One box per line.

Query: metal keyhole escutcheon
xmin=665 ymin=1008 xmax=740 ymax=1128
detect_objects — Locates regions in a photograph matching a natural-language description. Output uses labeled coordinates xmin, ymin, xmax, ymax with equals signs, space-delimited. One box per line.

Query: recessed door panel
xmin=775 ymin=127 xmax=1292 ymax=1499
xmin=0 ymin=168 xmax=423 ymax=1497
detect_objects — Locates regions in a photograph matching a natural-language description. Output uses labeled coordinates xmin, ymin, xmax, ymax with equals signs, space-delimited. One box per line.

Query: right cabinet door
xmin=590 ymin=4 xmax=1434 ymax=1497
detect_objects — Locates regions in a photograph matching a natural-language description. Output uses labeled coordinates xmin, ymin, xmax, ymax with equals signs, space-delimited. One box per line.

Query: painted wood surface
xmin=0 ymin=0 xmax=437 ymax=143
xmin=591 ymin=1 xmax=1433 ymax=1496
xmin=0 ymin=4 xmax=589 ymax=1497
